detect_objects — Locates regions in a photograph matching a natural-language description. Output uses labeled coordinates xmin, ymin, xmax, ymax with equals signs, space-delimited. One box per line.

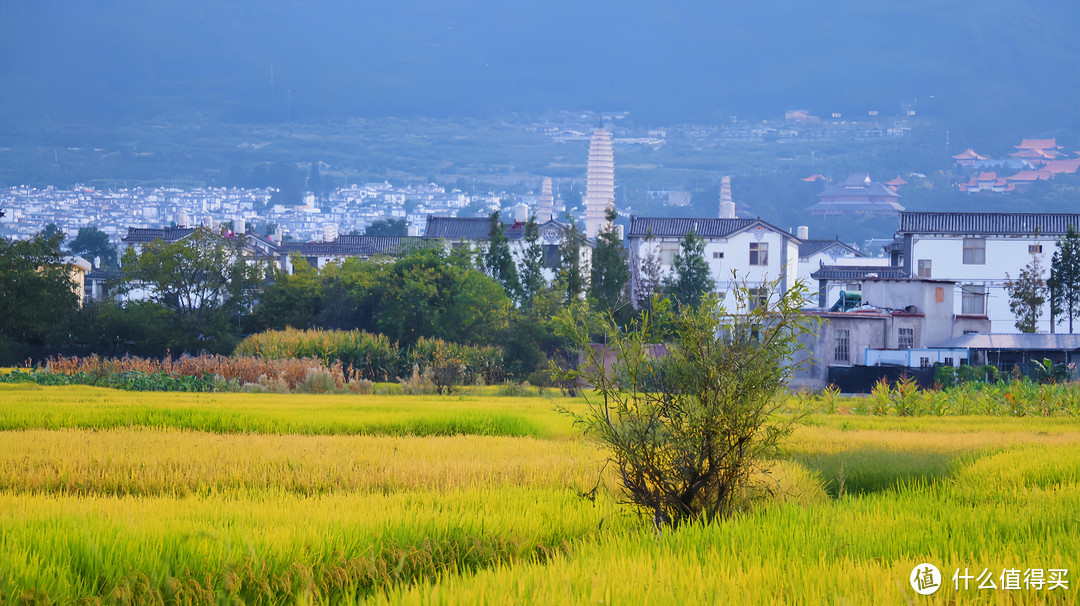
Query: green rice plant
xmin=816 ymin=384 xmax=842 ymax=414
xmin=0 ymin=385 xmax=581 ymax=438
xmin=889 ymin=374 xmax=921 ymax=416
xmin=869 ymin=377 xmax=891 ymax=415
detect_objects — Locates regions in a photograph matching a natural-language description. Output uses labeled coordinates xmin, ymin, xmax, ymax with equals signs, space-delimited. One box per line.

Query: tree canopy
xmin=664 ymin=229 xmax=715 ymax=309
xmin=119 ymin=228 xmax=264 ymax=352
xmin=69 ymin=226 xmax=117 ymax=268
xmin=0 ymin=231 xmax=80 ymax=353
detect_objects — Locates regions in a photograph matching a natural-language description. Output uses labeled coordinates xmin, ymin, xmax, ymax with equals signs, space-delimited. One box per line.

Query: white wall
xmin=629 ymin=227 xmax=799 ymax=306
xmin=909 ymin=235 xmax=1053 ymax=333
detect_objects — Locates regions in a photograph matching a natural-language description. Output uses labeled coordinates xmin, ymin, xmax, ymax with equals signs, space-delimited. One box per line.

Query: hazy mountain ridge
xmin=3 ymin=1 xmax=1079 ymax=141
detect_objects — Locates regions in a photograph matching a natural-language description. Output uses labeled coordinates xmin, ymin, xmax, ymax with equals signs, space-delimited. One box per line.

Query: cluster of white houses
xmin=97 ymin=209 xmax=1080 ymax=390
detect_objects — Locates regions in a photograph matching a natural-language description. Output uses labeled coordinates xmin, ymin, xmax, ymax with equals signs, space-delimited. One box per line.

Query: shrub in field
xmin=236 ymin=328 xmax=402 ymax=381
xmin=555 ymin=282 xmax=815 ymax=529
xmin=409 ymin=337 xmax=506 ymax=390
xmin=399 ymin=364 xmax=438 ymax=395
xmin=16 ymin=354 xmax=365 ymax=393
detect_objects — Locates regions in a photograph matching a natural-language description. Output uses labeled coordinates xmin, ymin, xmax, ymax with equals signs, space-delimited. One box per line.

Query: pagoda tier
xmin=584 ymin=129 xmax=615 ymax=239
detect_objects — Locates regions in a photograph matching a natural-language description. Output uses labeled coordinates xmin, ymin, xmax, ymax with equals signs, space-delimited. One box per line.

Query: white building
xmin=424 ymin=215 xmax=592 ymax=284
xmin=626 ymin=216 xmax=802 ymax=306
xmin=796 ymin=230 xmax=866 ymax=306
xmin=897 ymin=212 xmax=1080 ymax=333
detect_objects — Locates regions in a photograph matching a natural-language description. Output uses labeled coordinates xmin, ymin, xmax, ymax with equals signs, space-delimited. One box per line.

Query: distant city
xmin=0 ymin=182 xmax=525 ymax=244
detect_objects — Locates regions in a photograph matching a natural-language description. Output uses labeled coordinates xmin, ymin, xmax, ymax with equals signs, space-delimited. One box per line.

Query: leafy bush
xmin=555 ymin=283 xmax=815 ymax=529
xmin=236 ymin=328 xmax=402 ymax=381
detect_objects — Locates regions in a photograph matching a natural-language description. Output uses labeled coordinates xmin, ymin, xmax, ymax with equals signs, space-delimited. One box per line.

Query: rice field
xmin=1 ymin=383 xmax=1078 ymax=604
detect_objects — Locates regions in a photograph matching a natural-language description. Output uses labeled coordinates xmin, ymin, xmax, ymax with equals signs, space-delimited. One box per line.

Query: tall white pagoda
xmin=719 ymin=175 xmax=735 ymax=219
xmin=584 ymin=129 xmax=615 ymax=239
xmin=537 ymin=177 xmax=554 ymax=223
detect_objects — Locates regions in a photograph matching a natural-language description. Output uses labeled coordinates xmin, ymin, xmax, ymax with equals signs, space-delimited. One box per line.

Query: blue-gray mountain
xmin=2 ymin=0 xmax=1078 ymax=139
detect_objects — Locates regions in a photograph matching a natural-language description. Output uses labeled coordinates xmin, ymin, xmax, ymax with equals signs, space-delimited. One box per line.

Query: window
xmin=944 ymin=357 xmax=954 ymax=366
xmin=1029 ymin=244 xmax=1043 ymax=254
xmin=749 ymin=242 xmax=768 ymax=266
xmin=660 ymin=245 xmax=679 ymax=266
xmin=961 ymin=284 xmax=987 ymax=315
xmin=748 ymin=287 xmax=769 ymax=310
xmin=712 ymin=251 xmax=724 ymax=259
xmin=917 ymin=259 xmax=932 ymax=278
xmin=834 ymin=329 xmax=850 ymax=363
xmin=898 ymin=328 xmax=914 ymax=350
xmin=845 ymin=282 xmax=862 ymax=292
xmin=542 ymin=244 xmax=560 ymax=269
xmin=920 ymin=357 xmax=931 ymax=368
xmin=962 ymin=238 xmax=986 ymax=264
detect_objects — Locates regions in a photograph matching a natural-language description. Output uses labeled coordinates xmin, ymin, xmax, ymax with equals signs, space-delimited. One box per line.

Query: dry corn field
xmin=1 ymin=383 xmax=1079 ymax=604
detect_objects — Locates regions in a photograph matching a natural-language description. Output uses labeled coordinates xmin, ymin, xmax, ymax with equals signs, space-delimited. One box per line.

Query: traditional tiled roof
xmin=885 ymin=176 xmax=907 ymax=186
xmin=1015 ymin=138 xmax=1061 ymax=151
xmin=277 ymin=236 xmax=423 ymax=257
xmin=952 ymin=148 xmax=988 ymax=161
xmin=817 ymin=181 xmax=901 ymax=199
xmin=897 ymin=212 xmax=1080 ymax=235
xmin=1042 ymin=159 xmax=1080 ymax=174
xmin=810 ymin=265 xmax=911 ymax=281
xmin=798 ymin=239 xmax=864 ymax=258
xmin=120 ymin=227 xmax=196 ymax=243
xmin=626 ymin=217 xmax=798 ymax=241
xmin=932 ymin=333 xmax=1080 ymax=351
xmin=424 ymin=216 xmax=492 ymax=240
xmin=1006 ymin=170 xmax=1050 ymax=182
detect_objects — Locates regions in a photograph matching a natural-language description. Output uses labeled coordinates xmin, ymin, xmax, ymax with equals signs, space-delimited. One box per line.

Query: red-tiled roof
xmin=886 ymin=175 xmax=907 ymax=186
xmin=1043 ymin=159 xmax=1080 ymax=174
xmin=1016 ymin=138 xmax=1061 ymax=150
xmin=1007 ymin=170 xmax=1044 ymax=182
xmin=977 ymin=171 xmax=997 ymax=181
xmin=801 ymin=174 xmax=827 ymax=182
xmin=952 ymin=148 xmax=988 ymax=160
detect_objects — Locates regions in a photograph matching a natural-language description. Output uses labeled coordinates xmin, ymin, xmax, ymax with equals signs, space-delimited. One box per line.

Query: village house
xmin=424 ymin=215 xmax=592 ymax=283
xmin=896 ymin=211 xmax=1080 ymax=333
xmin=626 ymin=216 xmax=802 ymax=307
xmin=791 ymin=277 xmax=991 ymax=391
xmin=795 ymin=228 xmax=866 ymax=306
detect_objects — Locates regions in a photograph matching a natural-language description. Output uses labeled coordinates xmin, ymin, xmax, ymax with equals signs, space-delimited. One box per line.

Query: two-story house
xmin=897 ymin=212 xmax=1080 ymax=333
xmin=792 ymin=277 xmax=991 ymax=391
xmin=627 ymin=216 xmax=802 ymax=306
xmin=424 ymin=215 xmax=592 ymax=283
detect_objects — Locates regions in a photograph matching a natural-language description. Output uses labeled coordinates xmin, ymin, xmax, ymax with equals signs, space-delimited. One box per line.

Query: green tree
xmin=1049 ymin=226 xmax=1080 ymax=333
xmin=1005 ymin=254 xmax=1048 ymax=333
xmin=68 ymin=226 xmax=117 ymax=267
xmin=517 ymin=215 xmax=546 ymax=308
xmin=589 ymin=208 xmax=630 ymax=318
xmin=0 ymin=232 xmax=79 ymax=355
xmin=40 ymin=223 xmax=63 ymax=242
xmin=252 ymin=255 xmax=326 ymax=330
xmin=664 ymin=229 xmax=715 ymax=309
xmin=483 ymin=211 xmax=520 ymax=300
xmin=633 ymin=229 xmax=664 ymax=311
xmin=377 ymin=246 xmax=510 ymax=346
xmin=365 ymin=219 xmax=407 ymax=237
xmin=555 ymin=282 xmax=813 ymax=529
xmin=119 ymin=228 xmax=264 ymax=352
xmin=557 ymin=217 xmax=586 ymax=302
